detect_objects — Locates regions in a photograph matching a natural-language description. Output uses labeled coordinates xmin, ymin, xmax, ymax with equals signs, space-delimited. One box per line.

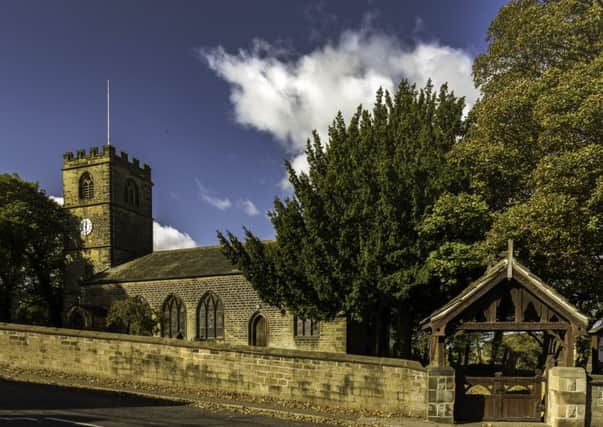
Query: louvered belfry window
xmin=79 ymin=173 xmax=94 ymax=200
xmin=197 ymin=292 xmax=224 ymax=340
xmin=124 ymin=179 xmax=139 ymax=206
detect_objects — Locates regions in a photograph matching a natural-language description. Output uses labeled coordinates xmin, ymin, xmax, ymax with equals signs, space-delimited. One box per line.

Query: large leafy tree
xmin=0 ymin=174 xmax=78 ymax=325
xmin=428 ymin=0 xmax=603 ymax=315
xmin=220 ymin=81 xmax=471 ymax=356
xmin=106 ymin=296 xmax=157 ymax=336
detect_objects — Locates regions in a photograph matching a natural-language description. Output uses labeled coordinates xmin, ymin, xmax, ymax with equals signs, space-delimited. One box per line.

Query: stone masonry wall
xmin=81 ymin=274 xmax=346 ymax=353
xmin=0 ymin=323 xmax=427 ymax=416
xmin=590 ymin=375 xmax=603 ymax=427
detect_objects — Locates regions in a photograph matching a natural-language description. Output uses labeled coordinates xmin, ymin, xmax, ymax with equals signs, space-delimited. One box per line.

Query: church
xmin=61 ymin=145 xmax=346 ymax=353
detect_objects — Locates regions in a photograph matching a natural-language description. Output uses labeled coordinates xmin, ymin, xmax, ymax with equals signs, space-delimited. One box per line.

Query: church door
xmin=250 ymin=314 xmax=267 ymax=347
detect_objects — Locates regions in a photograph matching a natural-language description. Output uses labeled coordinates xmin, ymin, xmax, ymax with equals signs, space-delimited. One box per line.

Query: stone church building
xmin=62 ymin=145 xmax=346 ymax=353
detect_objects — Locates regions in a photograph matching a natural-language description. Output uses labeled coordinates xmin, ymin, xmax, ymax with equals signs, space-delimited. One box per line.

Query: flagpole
xmin=107 ymin=80 xmax=111 ymax=146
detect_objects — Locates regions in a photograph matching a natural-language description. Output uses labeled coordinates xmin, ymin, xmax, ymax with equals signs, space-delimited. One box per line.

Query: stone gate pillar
xmin=427 ymin=366 xmax=455 ymax=423
xmin=547 ymin=367 xmax=587 ymax=427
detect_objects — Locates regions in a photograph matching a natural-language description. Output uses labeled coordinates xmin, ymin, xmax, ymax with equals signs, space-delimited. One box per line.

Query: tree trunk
xmin=395 ymin=306 xmax=412 ymax=359
xmin=35 ymin=268 xmax=63 ymax=327
xmin=374 ymin=306 xmax=390 ymax=357
xmin=491 ymin=331 xmax=503 ymax=365
xmin=0 ymin=294 xmax=11 ymax=322
xmin=0 ymin=274 xmax=13 ymax=322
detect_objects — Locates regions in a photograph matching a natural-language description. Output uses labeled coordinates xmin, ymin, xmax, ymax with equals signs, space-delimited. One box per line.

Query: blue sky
xmin=0 ymin=0 xmax=507 ymax=250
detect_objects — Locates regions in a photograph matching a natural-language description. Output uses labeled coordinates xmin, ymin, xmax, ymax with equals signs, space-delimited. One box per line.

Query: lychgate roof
xmin=421 ymin=249 xmax=589 ymax=334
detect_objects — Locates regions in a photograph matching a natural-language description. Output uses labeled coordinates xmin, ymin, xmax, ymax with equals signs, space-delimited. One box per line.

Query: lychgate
xmin=421 ymin=241 xmax=588 ymax=423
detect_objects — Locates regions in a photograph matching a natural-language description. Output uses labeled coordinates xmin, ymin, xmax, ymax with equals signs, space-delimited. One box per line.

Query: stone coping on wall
xmin=0 ymin=322 xmax=425 ymax=371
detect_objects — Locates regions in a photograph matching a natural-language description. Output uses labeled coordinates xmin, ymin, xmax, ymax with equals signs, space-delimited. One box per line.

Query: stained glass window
xmin=161 ymin=295 xmax=186 ymax=339
xmin=197 ymin=292 xmax=224 ymax=340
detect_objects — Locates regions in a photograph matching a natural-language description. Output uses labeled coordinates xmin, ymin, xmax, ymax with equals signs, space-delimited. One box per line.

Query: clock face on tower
xmin=80 ymin=218 xmax=93 ymax=236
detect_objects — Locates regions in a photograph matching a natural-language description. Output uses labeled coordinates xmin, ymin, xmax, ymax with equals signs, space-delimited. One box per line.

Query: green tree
xmin=219 ymin=81 xmax=470 ymax=356
xmin=0 ymin=174 xmax=78 ymax=325
xmin=429 ymin=0 xmax=603 ymax=315
xmin=105 ymin=296 xmax=157 ymax=336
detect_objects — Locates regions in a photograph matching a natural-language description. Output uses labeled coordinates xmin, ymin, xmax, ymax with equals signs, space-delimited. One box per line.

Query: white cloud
xmin=202 ymin=26 xmax=478 ymax=186
xmin=201 ymin=194 xmax=232 ymax=210
xmin=195 ymin=179 xmax=232 ymax=210
xmin=153 ymin=221 xmax=197 ymax=251
xmin=49 ymin=195 xmax=64 ymax=205
xmin=239 ymin=200 xmax=260 ymax=216
xmin=280 ymin=153 xmax=309 ymax=190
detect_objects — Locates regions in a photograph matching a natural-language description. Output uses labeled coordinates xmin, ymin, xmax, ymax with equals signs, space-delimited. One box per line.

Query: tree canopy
xmin=440 ymin=0 xmax=603 ymax=315
xmin=106 ymin=296 xmax=157 ymax=336
xmin=220 ymin=81 xmax=471 ymax=356
xmin=0 ymin=174 xmax=78 ymax=325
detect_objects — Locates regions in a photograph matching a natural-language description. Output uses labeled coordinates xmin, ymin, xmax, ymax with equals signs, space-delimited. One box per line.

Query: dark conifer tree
xmin=219 ymin=81 xmax=469 ymax=357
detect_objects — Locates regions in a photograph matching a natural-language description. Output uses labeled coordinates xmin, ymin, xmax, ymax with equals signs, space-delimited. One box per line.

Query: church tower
xmin=62 ymin=145 xmax=153 ymax=299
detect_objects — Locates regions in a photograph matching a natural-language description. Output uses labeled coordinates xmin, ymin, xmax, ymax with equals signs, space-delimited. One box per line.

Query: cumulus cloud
xmin=153 ymin=221 xmax=197 ymax=251
xmin=202 ymin=26 xmax=478 ymax=188
xmin=195 ymin=179 xmax=232 ymax=210
xmin=49 ymin=195 xmax=64 ymax=205
xmin=239 ymin=200 xmax=260 ymax=216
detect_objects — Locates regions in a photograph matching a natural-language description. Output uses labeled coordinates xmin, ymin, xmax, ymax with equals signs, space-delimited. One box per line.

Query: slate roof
xmin=85 ymin=245 xmax=239 ymax=284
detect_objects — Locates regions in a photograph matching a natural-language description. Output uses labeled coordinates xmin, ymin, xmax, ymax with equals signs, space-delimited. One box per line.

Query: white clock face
xmin=80 ymin=218 xmax=93 ymax=236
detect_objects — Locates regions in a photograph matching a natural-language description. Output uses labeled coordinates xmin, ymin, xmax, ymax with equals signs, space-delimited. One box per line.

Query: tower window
xmin=124 ymin=179 xmax=139 ymax=206
xmin=197 ymin=292 xmax=224 ymax=340
xmin=79 ymin=173 xmax=94 ymax=200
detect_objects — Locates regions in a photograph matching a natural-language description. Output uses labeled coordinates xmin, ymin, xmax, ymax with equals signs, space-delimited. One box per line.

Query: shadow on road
xmin=0 ymin=379 xmax=185 ymax=411
xmin=0 ymin=414 xmax=109 ymax=426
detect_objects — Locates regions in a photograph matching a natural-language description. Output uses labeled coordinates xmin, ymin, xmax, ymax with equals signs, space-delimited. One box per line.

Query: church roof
xmin=85 ymin=245 xmax=240 ymax=284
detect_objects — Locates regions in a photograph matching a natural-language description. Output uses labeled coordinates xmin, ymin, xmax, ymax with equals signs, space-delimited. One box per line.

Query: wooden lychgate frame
xmin=421 ymin=242 xmax=589 ymax=369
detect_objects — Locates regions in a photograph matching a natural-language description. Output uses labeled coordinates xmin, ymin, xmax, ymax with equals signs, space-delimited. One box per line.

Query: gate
xmin=455 ymin=372 xmax=544 ymax=421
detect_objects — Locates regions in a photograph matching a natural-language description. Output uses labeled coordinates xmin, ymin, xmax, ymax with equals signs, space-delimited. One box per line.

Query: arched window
xmin=161 ymin=295 xmax=186 ymax=339
xmin=124 ymin=179 xmax=139 ymax=206
xmin=79 ymin=173 xmax=94 ymax=200
xmin=197 ymin=292 xmax=224 ymax=340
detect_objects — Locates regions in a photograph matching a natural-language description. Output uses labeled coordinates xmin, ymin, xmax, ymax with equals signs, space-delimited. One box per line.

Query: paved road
xmin=0 ymin=379 xmax=327 ymax=426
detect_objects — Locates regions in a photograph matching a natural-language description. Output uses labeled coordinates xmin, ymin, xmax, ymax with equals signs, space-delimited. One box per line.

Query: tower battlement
xmin=63 ymin=146 xmax=151 ymax=177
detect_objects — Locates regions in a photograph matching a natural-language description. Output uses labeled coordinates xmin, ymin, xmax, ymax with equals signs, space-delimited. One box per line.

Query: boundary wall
xmin=0 ymin=323 xmax=427 ymax=417
xmin=591 ymin=375 xmax=603 ymax=427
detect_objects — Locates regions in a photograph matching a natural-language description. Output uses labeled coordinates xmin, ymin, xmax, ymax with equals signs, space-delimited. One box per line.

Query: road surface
xmin=0 ymin=379 xmax=327 ymax=426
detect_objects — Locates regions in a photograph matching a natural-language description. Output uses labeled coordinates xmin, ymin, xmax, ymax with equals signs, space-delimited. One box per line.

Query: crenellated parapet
xmin=63 ymin=146 xmax=151 ymax=177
